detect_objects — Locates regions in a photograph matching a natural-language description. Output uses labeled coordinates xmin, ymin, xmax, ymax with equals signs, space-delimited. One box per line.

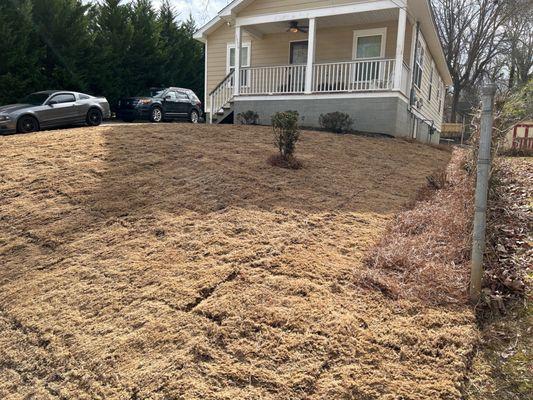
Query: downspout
xmin=409 ymin=21 xmax=421 ymax=111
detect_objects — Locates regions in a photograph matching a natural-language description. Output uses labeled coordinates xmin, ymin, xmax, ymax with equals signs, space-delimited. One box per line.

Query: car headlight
xmin=0 ymin=115 xmax=10 ymax=122
xmin=137 ymin=99 xmax=152 ymax=105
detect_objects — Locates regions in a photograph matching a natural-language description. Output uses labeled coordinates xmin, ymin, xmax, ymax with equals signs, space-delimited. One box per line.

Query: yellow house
xmin=194 ymin=0 xmax=452 ymax=144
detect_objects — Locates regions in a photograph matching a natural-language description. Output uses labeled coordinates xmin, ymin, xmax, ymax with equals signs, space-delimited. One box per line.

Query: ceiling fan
xmin=287 ymin=21 xmax=308 ymax=33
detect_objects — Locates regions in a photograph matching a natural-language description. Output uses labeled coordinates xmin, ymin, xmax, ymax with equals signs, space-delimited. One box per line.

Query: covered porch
xmin=210 ymin=4 xmax=412 ymax=119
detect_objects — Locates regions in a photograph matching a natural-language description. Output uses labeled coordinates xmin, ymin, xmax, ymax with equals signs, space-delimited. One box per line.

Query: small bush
xmin=271 ymin=111 xmax=300 ymax=159
xmin=319 ymin=112 xmax=353 ymax=133
xmin=236 ymin=110 xmax=259 ymax=125
xmin=426 ymin=171 xmax=447 ymax=190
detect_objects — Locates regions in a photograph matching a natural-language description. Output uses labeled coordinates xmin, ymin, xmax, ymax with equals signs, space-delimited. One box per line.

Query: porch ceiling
xmin=243 ymin=8 xmax=399 ymax=35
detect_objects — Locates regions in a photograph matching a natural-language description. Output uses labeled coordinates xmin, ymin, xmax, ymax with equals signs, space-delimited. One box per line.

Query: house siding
xmin=206 ymin=19 xmax=413 ymax=110
xmin=411 ymin=31 xmax=444 ymax=132
xmin=239 ymin=0 xmax=368 ymax=17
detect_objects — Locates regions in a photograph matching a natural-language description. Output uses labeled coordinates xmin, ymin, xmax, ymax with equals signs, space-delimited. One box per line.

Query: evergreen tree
xmin=177 ymin=16 xmax=204 ymax=100
xmin=157 ymin=0 xmax=182 ymax=87
xmin=0 ymin=0 xmax=43 ymax=104
xmin=126 ymin=0 xmax=162 ymax=95
xmin=0 ymin=0 xmax=206 ymax=108
xmin=30 ymin=0 xmax=93 ymax=91
xmin=89 ymin=0 xmax=134 ymax=107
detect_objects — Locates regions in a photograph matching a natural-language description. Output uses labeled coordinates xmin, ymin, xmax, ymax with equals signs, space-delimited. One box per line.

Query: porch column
xmin=305 ymin=18 xmax=316 ymax=94
xmin=394 ymin=8 xmax=407 ymax=90
xmin=234 ymin=25 xmax=242 ymax=96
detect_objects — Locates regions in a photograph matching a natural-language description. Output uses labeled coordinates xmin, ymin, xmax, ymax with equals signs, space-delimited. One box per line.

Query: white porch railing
xmin=313 ymin=59 xmax=396 ymax=92
xmin=233 ymin=59 xmax=407 ymax=96
xmin=209 ymin=70 xmax=234 ymax=122
xmin=240 ymin=64 xmax=307 ymax=95
xmin=208 ymin=59 xmax=412 ymax=121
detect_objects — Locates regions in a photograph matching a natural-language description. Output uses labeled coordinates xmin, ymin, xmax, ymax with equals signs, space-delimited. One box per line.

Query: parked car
xmin=0 ymin=91 xmax=110 ymax=135
xmin=117 ymin=87 xmax=203 ymax=124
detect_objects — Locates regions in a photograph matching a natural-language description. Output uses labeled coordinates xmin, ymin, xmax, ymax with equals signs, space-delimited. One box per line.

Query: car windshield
xmin=20 ymin=93 xmax=50 ymax=106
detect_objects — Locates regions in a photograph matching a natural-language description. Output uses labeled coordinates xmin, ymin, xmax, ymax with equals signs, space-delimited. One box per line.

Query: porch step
xmin=211 ymin=102 xmax=234 ymax=124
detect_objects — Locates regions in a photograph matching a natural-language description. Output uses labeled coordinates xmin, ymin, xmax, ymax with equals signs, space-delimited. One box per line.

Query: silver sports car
xmin=0 ymin=91 xmax=111 ymax=135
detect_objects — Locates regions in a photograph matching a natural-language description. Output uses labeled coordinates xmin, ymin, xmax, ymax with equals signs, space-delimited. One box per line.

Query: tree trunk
xmin=508 ymin=65 xmax=516 ymax=89
xmin=451 ymin=82 xmax=462 ymax=123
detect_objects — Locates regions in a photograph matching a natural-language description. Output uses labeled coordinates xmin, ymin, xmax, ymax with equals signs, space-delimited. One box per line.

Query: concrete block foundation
xmin=233 ymin=95 xmax=440 ymax=145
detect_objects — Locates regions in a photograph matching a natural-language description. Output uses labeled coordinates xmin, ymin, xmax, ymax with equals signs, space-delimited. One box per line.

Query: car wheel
xmin=190 ymin=110 xmax=199 ymax=124
xmin=17 ymin=116 xmax=39 ymax=134
xmin=150 ymin=107 xmax=163 ymax=123
xmin=86 ymin=108 xmax=103 ymax=126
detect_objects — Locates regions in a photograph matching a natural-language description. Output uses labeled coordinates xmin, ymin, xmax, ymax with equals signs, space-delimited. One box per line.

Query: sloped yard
xmin=0 ymin=124 xmax=475 ymax=399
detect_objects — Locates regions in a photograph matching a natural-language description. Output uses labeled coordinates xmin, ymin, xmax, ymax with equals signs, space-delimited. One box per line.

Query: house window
xmin=353 ymin=28 xmax=386 ymax=59
xmin=353 ymin=28 xmax=387 ymax=81
xmin=428 ymin=64 xmax=434 ymax=101
xmin=414 ymin=40 xmax=424 ymax=89
xmin=227 ymin=42 xmax=251 ymax=86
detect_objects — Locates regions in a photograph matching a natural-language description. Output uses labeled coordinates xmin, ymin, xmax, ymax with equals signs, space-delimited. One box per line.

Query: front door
xmin=289 ymin=41 xmax=308 ymax=65
xmin=289 ymin=41 xmax=308 ymax=91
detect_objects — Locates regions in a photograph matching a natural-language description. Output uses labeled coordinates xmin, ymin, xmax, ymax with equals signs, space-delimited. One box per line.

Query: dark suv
xmin=117 ymin=87 xmax=203 ymax=123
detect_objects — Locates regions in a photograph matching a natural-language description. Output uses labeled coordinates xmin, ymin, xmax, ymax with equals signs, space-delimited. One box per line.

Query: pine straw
xmin=365 ymin=148 xmax=475 ymax=306
xmin=0 ymin=124 xmax=477 ymax=399
xmin=483 ymin=156 xmax=532 ymax=311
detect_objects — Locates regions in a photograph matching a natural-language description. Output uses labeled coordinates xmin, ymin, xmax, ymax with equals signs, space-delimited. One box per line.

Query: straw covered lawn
xmin=0 ymin=124 xmax=475 ymax=399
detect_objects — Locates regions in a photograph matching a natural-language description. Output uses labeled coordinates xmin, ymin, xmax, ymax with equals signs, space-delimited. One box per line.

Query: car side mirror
xmin=48 ymin=100 xmax=57 ymax=106
xmin=164 ymin=95 xmax=171 ymax=100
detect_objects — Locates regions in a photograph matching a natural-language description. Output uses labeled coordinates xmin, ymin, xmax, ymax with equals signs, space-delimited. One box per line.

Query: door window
xmin=165 ymin=91 xmax=178 ymax=101
xmin=50 ymin=94 xmax=75 ymax=104
xmin=290 ymin=41 xmax=308 ymax=64
xmin=227 ymin=43 xmax=251 ymax=86
xmin=228 ymin=45 xmax=250 ymax=71
xmin=175 ymin=92 xmax=189 ymax=101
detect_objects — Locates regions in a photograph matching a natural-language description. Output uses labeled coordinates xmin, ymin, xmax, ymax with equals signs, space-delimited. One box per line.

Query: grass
xmin=0 ymin=123 xmax=476 ymax=399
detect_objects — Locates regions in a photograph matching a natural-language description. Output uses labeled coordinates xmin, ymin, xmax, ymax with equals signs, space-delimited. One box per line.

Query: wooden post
xmin=394 ymin=8 xmax=407 ymax=90
xmin=305 ymin=18 xmax=316 ymax=94
xmin=470 ymin=83 xmax=496 ymax=304
xmin=234 ymin=25 xmax=242 ymax=96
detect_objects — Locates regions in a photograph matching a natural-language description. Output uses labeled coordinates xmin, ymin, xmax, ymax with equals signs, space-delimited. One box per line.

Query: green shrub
xmin=236 ymin=110 xmax=259 ymax=125
xmin=271 ymin=111 xmax=300 ymax=159
xmin=319 ymin=112 xmax=354 ymax=133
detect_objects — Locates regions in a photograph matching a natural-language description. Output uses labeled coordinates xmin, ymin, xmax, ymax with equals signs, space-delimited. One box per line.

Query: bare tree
xmin=432 ymin=0 xmax=515 ymax=122
xmin=504 ymin=0 xmax=533 ymax=88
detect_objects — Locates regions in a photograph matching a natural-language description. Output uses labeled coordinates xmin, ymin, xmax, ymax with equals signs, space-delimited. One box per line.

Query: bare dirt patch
xmin=0 ymin=124 xmax=475 ymax=399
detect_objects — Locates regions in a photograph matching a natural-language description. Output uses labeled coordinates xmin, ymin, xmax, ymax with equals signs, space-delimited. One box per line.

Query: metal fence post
xmin=470 ymin=83 xmax=496 ymax=304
